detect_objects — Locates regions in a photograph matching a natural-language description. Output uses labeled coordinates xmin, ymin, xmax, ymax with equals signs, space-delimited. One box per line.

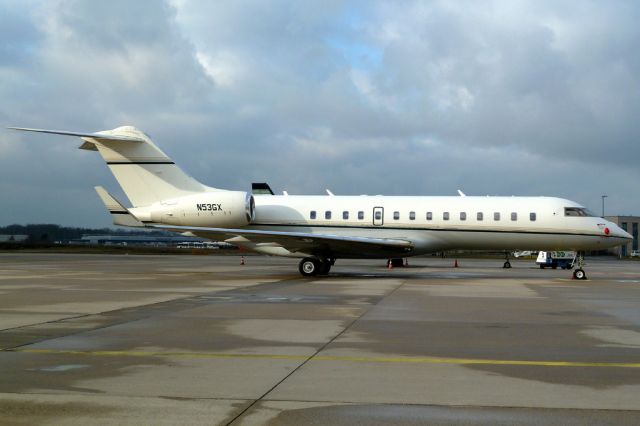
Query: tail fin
xmin=10 ymin=126 xmax=217 ymax=206
xmin=95 ymin=186 xmax=144 ymax=227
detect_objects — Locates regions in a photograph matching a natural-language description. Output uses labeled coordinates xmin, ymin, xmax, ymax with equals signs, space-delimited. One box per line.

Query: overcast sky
xmin=1 ymin=0 xmax=639 ymax=227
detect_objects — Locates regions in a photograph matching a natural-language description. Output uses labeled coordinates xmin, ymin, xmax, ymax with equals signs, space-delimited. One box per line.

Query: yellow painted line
xmin=4 ymin=348 xmax=640 ymax=368
xmin=7 ymin=348 xmax=306 ymax=361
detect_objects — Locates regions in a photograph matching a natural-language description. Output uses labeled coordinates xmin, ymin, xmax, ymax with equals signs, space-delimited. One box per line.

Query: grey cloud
xmin=361 ymin=1 xmax=640 ymax=166
xmin=0 ymin=1 xmax=43 ymax=65
xmin=0 ymin=0 xmax=638 ymax=227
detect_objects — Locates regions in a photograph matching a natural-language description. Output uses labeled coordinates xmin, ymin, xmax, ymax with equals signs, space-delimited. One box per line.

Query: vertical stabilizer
xmin=10 ymin=126 xmax=220 ymax=207
xmin=91 ymin=126 xmax=211 ymax=207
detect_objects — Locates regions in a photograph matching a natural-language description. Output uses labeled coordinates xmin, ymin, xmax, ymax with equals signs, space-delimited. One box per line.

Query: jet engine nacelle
xmin=150 ymin=191 xmax=255 ymax=227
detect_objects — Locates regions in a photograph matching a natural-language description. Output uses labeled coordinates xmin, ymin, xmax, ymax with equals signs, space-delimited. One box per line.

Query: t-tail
xmin=9 ymin=126 xmax=255 ymax=228
xmin=9 ymin=126 xmax=219 ymax=207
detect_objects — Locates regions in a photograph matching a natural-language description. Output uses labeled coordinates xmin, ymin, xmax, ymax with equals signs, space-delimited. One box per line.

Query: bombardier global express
xmin=10 ymin=126 xmax=632 ymax=278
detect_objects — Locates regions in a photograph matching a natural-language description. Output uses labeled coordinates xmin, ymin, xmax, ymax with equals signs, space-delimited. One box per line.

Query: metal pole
xmin=601 ymin=195 xmax=608 ymax=217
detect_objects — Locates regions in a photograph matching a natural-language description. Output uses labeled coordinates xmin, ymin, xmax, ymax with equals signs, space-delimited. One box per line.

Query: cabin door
xmin=373 ymin=207 xmax=384 ymax=226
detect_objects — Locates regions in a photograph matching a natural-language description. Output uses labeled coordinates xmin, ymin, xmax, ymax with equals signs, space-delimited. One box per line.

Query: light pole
xmin=601 ymin=195 xmax=608 ymax=217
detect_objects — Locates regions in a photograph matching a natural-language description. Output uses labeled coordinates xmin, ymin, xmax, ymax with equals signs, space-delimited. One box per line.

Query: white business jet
xmin=10 ymin=126 xmax=632 ymax=279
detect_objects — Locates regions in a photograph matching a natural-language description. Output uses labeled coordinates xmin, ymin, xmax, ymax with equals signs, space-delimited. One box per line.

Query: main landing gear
xmin=503 ymin=252 xmax=512 ymax=269
xmin=572 ymin=252 xmax=587 ymax=280
xmin=298 ymin=257 xmax=335 ymax=277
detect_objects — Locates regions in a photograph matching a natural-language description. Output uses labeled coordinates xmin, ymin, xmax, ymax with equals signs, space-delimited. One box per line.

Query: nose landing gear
xmin=572 ymin=252 xmax=587 ymax=280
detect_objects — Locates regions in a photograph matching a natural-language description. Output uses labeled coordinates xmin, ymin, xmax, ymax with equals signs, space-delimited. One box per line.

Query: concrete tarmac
xmin=1 ymin=253 xmax=640 ymax=425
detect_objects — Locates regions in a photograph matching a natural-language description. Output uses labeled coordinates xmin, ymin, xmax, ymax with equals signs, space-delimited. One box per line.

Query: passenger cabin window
xmin=426 ymin=212 xmax=433 ymax=221
xmin=564 ymin=207 xmax=594 ymax=217
xmin=477 ymin=212 xmax=483 ymax=221
xmin=460 ymin=212 xmax=467 ymax=221
xmin=409 ymin=211 xmax=416 ymax=220
xmin=494 ymin=212 xmax=500 ymax=221
xmin=310 ymin=211 xmax=316 ymax=220
xmin=511 ymin=212 xmax=517 ymax=221
xmin=530 ymin=212 xmax=536 ymax=221
xmin=374 ymin=211 xmax=382 ymax=220
xmin=393 ymin=211 xmax=400 ymax=220
xmin=343 ymin=211 xmax=349 ymax=220
xmin=443 ymin=212 xmax=450 ymax=221
xmin=358 ymin=211 xmax=364 ymax=220
xmin=325 ymin=211 xmax=331 ymax=220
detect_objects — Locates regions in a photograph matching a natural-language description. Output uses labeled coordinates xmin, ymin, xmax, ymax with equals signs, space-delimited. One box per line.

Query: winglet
xmin=95 ymin=186 xmax=144 ymax=227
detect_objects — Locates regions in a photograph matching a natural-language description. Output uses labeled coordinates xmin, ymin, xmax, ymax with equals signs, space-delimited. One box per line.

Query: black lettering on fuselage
xmin=196 ymin=203 xmax=222 ymax=211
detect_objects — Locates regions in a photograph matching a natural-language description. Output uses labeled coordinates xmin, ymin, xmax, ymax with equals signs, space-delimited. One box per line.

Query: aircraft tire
xmin=573 ymin=269 xmax=587 ymax=280
xmin=318 ymin=258 xmax=331 ymax=275
xmin=503 ymin=261 xmax=511 ymax=269
xmin=299 ymin=258 xmax=319 ymax=277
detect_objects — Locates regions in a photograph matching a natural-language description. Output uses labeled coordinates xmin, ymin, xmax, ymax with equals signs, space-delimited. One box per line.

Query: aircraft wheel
xmin=299 ymin=258 xmax=319 ymax=277
xmin=318 ymin=258 xmax=331 ymax=275
xmin=573 ymin=269 xmax=587 ymax=280
xmin=503 ymin=261 xmax=511 ymax=269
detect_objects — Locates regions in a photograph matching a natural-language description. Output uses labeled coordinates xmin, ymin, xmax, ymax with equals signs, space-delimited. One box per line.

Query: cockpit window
xmin=564 ymin=207 xmax=595 ymax=217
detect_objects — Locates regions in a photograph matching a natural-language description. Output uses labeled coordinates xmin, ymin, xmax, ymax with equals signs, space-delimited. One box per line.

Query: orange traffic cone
xmin=454 ymin=259 xmax=459 ymax=268
xmin=240 ymin=256 xmax=245 ymax=265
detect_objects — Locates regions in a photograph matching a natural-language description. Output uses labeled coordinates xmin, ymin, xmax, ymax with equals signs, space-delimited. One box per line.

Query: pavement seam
xmin=0 ymin=278 xmax=305 ymax=352
xmin=0 ymin=313 xmax=93 ymax=333
xmin=224 ymin=276 xmax=410 ymax=426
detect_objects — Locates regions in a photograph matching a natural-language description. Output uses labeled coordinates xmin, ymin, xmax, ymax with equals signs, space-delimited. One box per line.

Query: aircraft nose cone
xmin=609 ymin=224 xmax=633 ymax=241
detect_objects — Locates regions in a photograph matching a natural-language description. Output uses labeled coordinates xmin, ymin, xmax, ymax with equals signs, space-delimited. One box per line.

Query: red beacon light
xmin=604 ymin=227 xmax=610 ymax=235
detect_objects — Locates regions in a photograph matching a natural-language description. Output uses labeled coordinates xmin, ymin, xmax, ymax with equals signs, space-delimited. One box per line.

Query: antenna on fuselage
xmin=457 ymin=189 xmax=466 ymax=197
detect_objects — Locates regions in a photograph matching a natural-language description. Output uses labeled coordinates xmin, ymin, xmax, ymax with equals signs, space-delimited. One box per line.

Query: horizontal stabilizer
xmin=8 ymin=127 xmax=145 ymax=143
xmin=95 ymin=186 xmax=144 ymax=227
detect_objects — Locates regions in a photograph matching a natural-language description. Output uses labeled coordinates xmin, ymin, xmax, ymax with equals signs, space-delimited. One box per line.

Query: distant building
xmin=605 ymin=216 xmax=640 ymax=256
xmin=74 ymin=234 xmax=202 ymax=247
xmin=0 ymin=234 xmax=29 ymax=243
xmin=73 ymin=234 xmax=235 ymax=249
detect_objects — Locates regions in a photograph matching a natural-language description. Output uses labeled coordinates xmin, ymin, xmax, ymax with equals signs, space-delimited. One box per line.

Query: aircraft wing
xmin=149 ymin=224 xmax=415 ymax=258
